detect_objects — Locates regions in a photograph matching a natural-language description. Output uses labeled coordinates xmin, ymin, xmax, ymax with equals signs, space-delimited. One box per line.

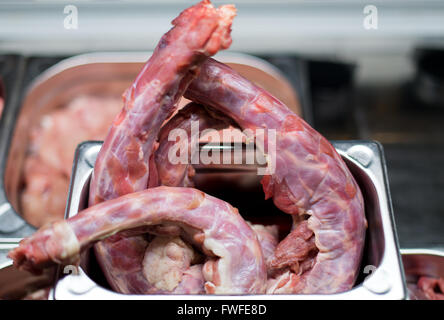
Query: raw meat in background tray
xmin=21 ymin=95 xmax=122 ymax=227
xmin=408 ymin=276 xmax=444 ymax=300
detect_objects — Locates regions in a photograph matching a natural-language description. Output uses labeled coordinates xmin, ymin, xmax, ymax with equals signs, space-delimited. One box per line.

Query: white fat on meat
xmin=142 ymin=236 xmax=198 ymax=291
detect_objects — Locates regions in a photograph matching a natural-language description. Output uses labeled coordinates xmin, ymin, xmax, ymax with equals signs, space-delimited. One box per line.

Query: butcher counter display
xmin=0 ymin=0 xmax=442 ymax=301
xmin=9 ymin=0 xmax=367 ymax=296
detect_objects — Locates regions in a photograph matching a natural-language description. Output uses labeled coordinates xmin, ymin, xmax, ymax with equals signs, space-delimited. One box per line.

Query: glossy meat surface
xmin=152 ymin=103 xmax=277 ymax=290
xmin=89 ymin=0 xmax=235 ymax=205
xmin=88 ymin=0 xmax=237 ymax=294
xmin=185 ymin=58 xmax=367 ymax=293
xmin=154 ymin=102 xmax=234 ymax=187
xmin=142 ymin=236 xmax=204 ymax=293
xmin=417 ymin=276 xmax=444 ymax=300
xmin=9 ymin=187 xmax=267 ymax=294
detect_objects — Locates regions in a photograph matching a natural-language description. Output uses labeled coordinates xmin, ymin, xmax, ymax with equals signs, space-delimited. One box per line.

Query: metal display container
xmin=46 ymin=140 xmax=406 ymax=300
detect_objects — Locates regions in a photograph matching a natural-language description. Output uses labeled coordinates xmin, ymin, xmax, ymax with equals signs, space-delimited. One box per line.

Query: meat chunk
xmin=417 ymin=276 xmax=444 ymax=300
xmin=21 ymin=95 xmax=122 ymax=226
xmin=185 ymin=58 xmax=366 ymax=293
xmin=21 ymin=157 xmax=69 ymax=227
xmin=142 ymin=236 xmax=202 ymax=292
xmin=30 ymin=95 xmax=122 ymax=177
xmin=9 ymin=187 xmax=267 ymax=294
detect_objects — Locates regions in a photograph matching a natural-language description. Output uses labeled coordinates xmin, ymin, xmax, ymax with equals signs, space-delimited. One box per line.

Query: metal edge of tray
xmin=0 ymin=51 xmax=305 ymax=243
xmin=50 ymin=140 xmax=407 ymax=300
xmin=20 ymin=51 xmax=295 ymax=108
xmin=400 ymin=248 xmax=444 ymax=279
xmin=401 ymin=248 xmax=444 ymax=257
xmin=0 ymin=54 xmax=36 ymax=239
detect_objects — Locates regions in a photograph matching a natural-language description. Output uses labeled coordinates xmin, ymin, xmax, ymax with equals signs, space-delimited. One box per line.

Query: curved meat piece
xmin=88 ymin=0 xmax=236 ymax=294
xmin=89 ymin=0 xmax=235 ymax=204
xmin=21 ymin=156 xmax=69 ymax=227
xmin=9 ymin=187 xmax=267 ymax=294
xmin=154 ymin=102 xmax=235 ymax=188
xmin=417 ymin=276 xmax=444 ymax=300
xmin=185 ymin=58 xmax=367 ymax=293
xmin=32 ymin=95 xmax=123 ymax=178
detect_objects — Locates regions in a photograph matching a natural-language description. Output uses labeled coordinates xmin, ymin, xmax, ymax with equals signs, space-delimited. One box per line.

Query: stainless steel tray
xmin=48 ymin=140 xmax=406 ymax=300
xmin=0 ymin=52 xmax=302 ymax=248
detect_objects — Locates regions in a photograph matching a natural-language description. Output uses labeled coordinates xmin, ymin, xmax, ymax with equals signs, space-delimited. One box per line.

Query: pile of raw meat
xmin=21 ymin=95 xmax=122 ymax=227
xmin=10 ymin=1 xmax=367 ymax=295
xmin=409 ymin=276 xmax=444 ymax=300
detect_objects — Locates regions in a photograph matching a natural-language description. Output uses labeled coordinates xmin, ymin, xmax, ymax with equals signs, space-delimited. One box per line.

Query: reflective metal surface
xmin=401 ymin=248 xmax=444 ymax=300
